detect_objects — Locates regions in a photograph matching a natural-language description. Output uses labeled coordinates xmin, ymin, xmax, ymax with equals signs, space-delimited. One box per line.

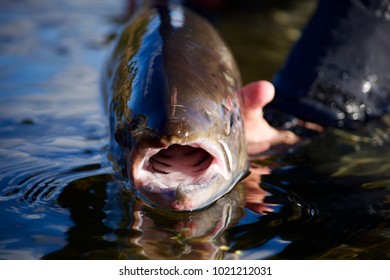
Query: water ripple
xmin=0 ymin=137 xmax=112 ymax=205
xmin=1 ymin=159 xmax=112 ymax=203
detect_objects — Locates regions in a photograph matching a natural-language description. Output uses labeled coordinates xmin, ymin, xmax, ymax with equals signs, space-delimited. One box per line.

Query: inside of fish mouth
xmin=147 ymin=144 xmax=214 ymax=180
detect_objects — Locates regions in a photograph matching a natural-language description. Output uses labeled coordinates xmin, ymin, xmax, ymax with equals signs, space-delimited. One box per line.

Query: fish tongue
xmin=149 ymin=144 xmax=213 ymax=177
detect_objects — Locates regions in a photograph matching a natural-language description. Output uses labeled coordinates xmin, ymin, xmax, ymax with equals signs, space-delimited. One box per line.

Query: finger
xmin=242 ymin=80 xmax=275 ymax=110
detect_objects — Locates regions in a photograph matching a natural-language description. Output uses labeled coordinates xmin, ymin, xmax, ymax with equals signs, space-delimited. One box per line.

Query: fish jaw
xmin=129 ymin=139 xmax=238 ymax=211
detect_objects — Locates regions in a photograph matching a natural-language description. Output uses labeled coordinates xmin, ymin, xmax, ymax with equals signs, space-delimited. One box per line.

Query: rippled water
xmin=1 ymin=0 xmax=390 ymax=260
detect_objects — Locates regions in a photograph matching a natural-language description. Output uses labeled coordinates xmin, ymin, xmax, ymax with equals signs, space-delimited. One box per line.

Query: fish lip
xmin=129 ymin=138 xmax=233 ymax=210
xmin=134 ymin=174 xmax=221 ymax=211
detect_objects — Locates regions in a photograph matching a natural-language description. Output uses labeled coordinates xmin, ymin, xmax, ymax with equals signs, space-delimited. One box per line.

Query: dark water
xmin=1 ymin=0 xmax=390 ymax=260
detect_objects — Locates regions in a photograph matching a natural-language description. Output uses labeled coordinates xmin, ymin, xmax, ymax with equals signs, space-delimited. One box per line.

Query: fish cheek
xmin=113 ymin=116 xmax=142 ymax=148
xmin=114 ymin=114 xmax=161 ymax=148
xmin=114 ymin=121 xmax=132 ymax=148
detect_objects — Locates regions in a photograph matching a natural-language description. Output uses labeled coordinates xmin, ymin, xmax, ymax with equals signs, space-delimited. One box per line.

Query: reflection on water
xmin=1 ymin=0 xmax=390 ymax=259
xmin=43 ymin=177 xmax=246 ymax=260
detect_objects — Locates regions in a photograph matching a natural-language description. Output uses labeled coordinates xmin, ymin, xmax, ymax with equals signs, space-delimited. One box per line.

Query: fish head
xmin=114 ymin=78 xmax=248 ymax=211
xmin=107 ymin=4 xmax=248 ymax=211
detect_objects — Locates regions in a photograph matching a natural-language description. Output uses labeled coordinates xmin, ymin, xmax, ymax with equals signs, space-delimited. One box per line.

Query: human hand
xmin=241 ymin=81 xmax=301 ymax=154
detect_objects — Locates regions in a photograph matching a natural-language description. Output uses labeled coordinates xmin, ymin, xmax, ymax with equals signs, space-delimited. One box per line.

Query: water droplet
xmin=346 ymin=103 xmax=356 ymax=113
xmin=361 ymin=81 xmax=371 ymax=93
xmin=336 ymin=112 xmax=345 ymax=119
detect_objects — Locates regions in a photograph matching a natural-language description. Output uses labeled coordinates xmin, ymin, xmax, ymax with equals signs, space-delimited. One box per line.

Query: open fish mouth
xmin=131 ymin=139 xmax=233 ymax=210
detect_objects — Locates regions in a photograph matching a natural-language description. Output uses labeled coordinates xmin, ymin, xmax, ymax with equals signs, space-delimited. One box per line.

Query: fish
xmin=102 ymin=1 xmax=248 ymax=211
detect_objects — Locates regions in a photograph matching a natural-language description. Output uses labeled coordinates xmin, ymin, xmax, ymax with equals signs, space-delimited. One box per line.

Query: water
xmin=1 ymin=0 xmax=390 ymax=260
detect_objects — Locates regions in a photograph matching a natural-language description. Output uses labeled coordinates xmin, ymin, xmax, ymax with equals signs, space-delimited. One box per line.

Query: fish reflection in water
xmin=41 ymin=174 xmax=247 ymax=260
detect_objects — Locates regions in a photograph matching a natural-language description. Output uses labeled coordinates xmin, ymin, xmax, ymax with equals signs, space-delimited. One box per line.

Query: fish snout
xmin=129 ymin=139 xmax=233 ymax=211
xmin=164 ymin=104 xmax=221 ymax=139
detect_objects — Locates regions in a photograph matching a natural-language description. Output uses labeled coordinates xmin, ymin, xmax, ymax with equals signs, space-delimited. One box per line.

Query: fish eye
xmin=222 ymin=104 xmax=234 ymax=136
xmin=203 ymin=109 xmax=212 ymax=120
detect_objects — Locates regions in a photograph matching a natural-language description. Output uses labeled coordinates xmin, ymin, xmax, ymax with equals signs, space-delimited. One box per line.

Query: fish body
xmin=103 ymin=2 xmax=248 ymax=211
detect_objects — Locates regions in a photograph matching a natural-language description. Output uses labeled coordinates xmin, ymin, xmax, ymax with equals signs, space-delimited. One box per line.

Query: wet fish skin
xmin=103 ymin=2 xmax=248 ymax=211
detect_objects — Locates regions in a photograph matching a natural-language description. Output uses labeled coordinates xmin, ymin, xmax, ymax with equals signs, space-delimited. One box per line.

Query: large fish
xmin=102 ymin=1 xmax=248 ymax=211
